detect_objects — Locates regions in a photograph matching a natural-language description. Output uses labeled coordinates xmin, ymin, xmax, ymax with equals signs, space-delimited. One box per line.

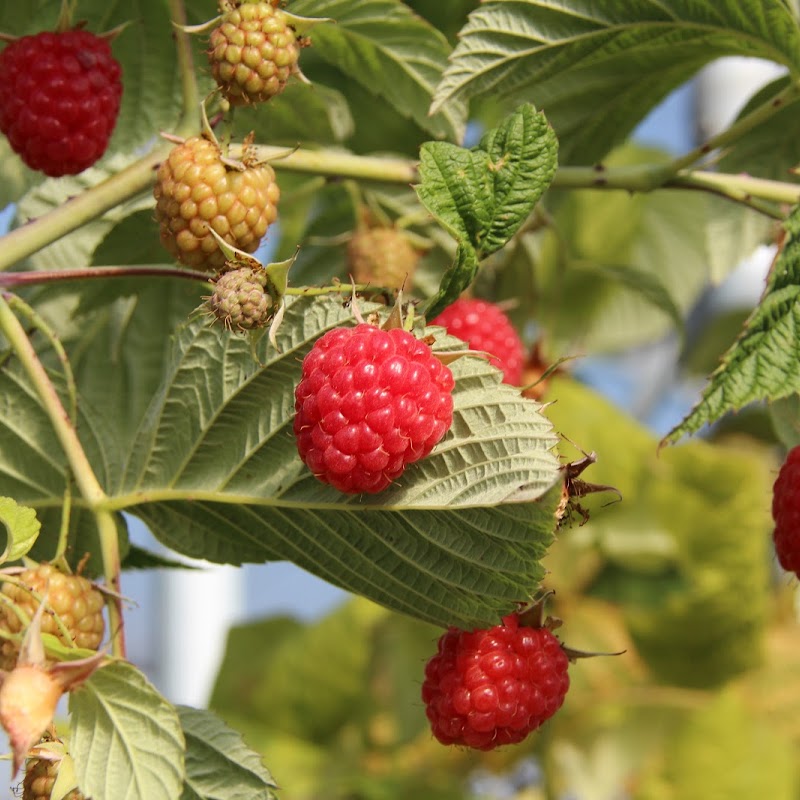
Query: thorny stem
xmin=0 ymin=295 xmax=126 ymax=659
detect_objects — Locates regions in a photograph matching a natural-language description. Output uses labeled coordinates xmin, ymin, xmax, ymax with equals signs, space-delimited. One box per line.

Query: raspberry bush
xmin=0 ymin=0 xmax=800 ymax=798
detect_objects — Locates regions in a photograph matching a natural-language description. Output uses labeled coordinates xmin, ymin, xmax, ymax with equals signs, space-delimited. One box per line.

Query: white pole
xmin=156 ymin=560 xmax=244 ymax=707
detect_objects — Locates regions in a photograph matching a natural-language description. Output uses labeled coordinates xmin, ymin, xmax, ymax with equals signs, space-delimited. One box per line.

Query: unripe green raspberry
xmin=0 ymin=564 xmax=105 ymax=670
xmin=209 ymin=0 xmax=303 ymax=105
xmin=346 ymin=227 xmax=420 ymax=291
xmin=208 ymin=266 xmax=274 ymax=330
xmin=154 ymin=135 xmax=280 ymax=272
xmin=23 ymin=756 xmax=85 ymax=800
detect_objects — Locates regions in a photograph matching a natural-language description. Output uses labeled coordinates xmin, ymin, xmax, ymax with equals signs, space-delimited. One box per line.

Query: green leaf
xmin=584 ymin=263 xmax=685 ymax=336
xmin=0 ymin=137 xmax=44 ymax=209
xmin=70 ymin=661 xmax=185 ymax=800
xmin=416 ymin=104 xmax=557 ymax=255
xmin=665 ymin=205 xmax=800 ymax=444
xmin=14 ymin=152 xmax=155 ymax=273
xmin=178 ymin=706 xmax=278 ymax=800
xmin=122 ymin=545 xmax=199 ymax=571
xmin=0 ymin=496 xmax=40 ymax=564
xmin=529 ymin=148 xmax=711 ymax=354
xmin=232 ymin=83 xmax=355 ymax=145
xmin=416 ymin=104 xmax=558 ymax=314
xmin=432 ymin=0 xmax=800 ymax=163
xmin=423 ymin=242 xmax=479 ymax=319
xmin=704 ymin=197 xmax=774 ymax=285
xmin=108 ymin=295 xmax=560 ymax=628
xmin=29 ymin=508 xmax=129 ymax=579
xmin=770 ymin=393 xmax=800 ymax=448
xmin=289 ymin=0 xmax=467 ymax=141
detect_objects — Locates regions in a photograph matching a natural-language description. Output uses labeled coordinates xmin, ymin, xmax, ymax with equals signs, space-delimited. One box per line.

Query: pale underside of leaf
xmin=70 ymin=662 xmax=185 ymax=800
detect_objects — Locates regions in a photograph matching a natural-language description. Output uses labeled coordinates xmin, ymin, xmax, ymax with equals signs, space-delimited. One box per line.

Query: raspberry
xmin=431 ymin=298 xmax=525 ymax=385
xmin=209 ymin=0 xmax=303 ymax=105
xmin=0 ymin=29 xmax=122 ymax=177
xmin=208 ymin=266 xmax=274 ymax=331
xmin=0 ymin=564 xmax=105 ymax=670
xmin=23 ymin=757 xmax=84 ymax=800
xmin=421 ymin=614 xmax=570 ymax=750
xmin=347 ymin=227 xmax=420 ymax=291
xmin=772 ymin=445 xmax=800 ymax=576
xmin=293 ymin=322 xmax=455 ymax=494
xmin=154 ymin=135 xmax=280 ymax=272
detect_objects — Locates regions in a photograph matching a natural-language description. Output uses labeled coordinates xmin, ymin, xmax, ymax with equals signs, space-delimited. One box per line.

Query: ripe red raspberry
xmin=772 ymin=445 xmax=800 ymax=576
xmin=0 ymin=564 xmax=105 ymax=670
xmin=293 ymin=323 xmax=455 ymax=494
xmin=0 ymin=30 xmax=122 ymax=177
xmin=421 ymin=614 xmax=570 ymax=750
xmin=431 ymin=298 xmax=525 ymax=386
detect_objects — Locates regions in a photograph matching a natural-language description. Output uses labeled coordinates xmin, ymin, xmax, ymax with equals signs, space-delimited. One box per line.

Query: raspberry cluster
xmin=293 ymin=323 xmax=455 ymax=494
xmin=772 ymin=445 xmax=800 ymax=576
xmin=153 ymin=136 xmax=280 ymax=271
xmin=209 ymin=0 xmax=302 ymax=105
xmin=0 ymin=564 xmax=105 ymax=670
xmin=422 ymin=613 xmax=570 ymax=750
xmin=431 ymin=298 xmax=525 ymax=386
xmin=0 ymin=30 xmax=122 ymax=176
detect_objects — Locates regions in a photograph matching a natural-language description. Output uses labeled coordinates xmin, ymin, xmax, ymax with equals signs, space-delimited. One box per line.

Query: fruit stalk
xmin=0 ymin=295 xmax=126 ymax=659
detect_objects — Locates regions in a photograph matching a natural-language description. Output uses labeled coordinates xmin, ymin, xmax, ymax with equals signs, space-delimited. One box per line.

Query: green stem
xmin=671 ymin=78 xmax=800 ymax=172
xmin=552 ymin=165 xmax=800 ymax=214
xmin=0 ymin=295 xmax=126 ymax=658
xmin=95 ymin=510 xmax=126 ymax=659
xmin=669 ymin=169 xmax=797 ymax=216
xmin=286 ymin=283 xmax=373 ymax=296
xmin=243 ymin=144 xmax=419 ymax=184
xmin=167 ymin=0 xmax=201 ymax=124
